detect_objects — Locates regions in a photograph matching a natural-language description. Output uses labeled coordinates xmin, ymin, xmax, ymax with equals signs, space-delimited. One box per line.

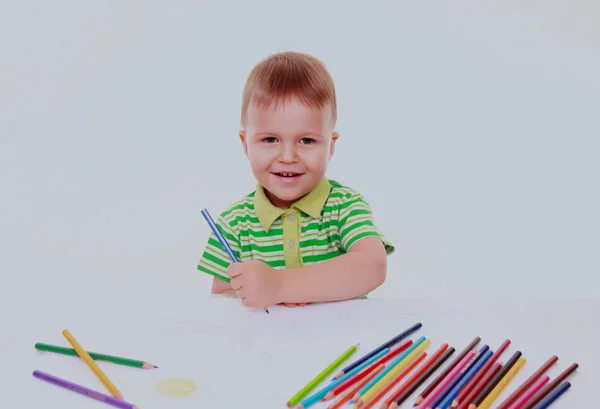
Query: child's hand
xmin=227 ymin=260 xmax=283 ymax=309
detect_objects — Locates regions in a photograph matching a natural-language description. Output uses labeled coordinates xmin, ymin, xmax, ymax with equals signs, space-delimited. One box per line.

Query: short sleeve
xmin=338 ymin=192 xmax=395 ymax=255
xmin=197 ymin=215 xmax=241 ymax=283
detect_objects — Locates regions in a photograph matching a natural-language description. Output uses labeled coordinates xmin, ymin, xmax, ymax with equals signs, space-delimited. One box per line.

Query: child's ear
xmin=329 ymin=131 xmax=339 ymax=160
xmin=239 ymin=130 xmax=249 ymax=157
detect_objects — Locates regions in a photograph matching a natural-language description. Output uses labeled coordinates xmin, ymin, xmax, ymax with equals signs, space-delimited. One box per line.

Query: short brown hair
xmin=241 ymin=51 xmax=337 ymax=127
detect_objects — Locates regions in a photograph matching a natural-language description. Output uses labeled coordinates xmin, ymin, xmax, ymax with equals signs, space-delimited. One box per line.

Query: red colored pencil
xmin=413 ymin=337 xmax=480 ymax=406
xmin=495 ymin=355 xmax=558 ymax=409
xmin=359 ymin=352 xmax=427 ymax=409
xmin=322 ymin=339 xmax=413 ymax=401
xmin=383 ymin=344 xmax=449 ymax=408
xmin=451 ymin=339 xmax=510 ymax=408
xmin=519 ymin=363 xmax=578 ymax=409
xmin=326 ymin=364 xmax=386 ymax=409
xmin=455 ymin=362 xmax=502 ymax=409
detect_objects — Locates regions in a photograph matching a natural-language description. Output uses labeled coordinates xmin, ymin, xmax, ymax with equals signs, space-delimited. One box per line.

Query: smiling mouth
xmin=272 ymin=172 xmax=303 ymax=177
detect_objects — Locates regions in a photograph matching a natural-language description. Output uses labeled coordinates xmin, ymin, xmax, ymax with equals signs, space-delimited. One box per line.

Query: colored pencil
xmin=428 ymin=345 xmax=490 ymax=409
xmin=519 ymin=363 xmax=578 ymax=409
xmin=327 ymin=364 xmax=385 ymax=409
xmin=35 ymin=343 xmax=157 ymax=369
xmin=62 ymin=330 xmax=123 ymax=400
xmin=455 ymin=362 xmax=502 ymax=409
xmin=386 ymin=344 xmax=452 ymax=409
xmin=33 ymin=370 xmax=138 ymax=409
xmin=287 ymin=343 xmax=359 ymax=408
xmin=496 ymin=355 xmax=558 ymax=409
xmin=468 ymin=351 xmax=522 ymax=409
xmin=507 ymin=376 xmax=549 ymax=409
xmin=416 ymin=351 xmax=476 ymax=409
xmin=477 ymin=357 xmax=526 ymax=409
xmin=324 ymin=339 xmax=413 ymax=401
xmin=414 ymin=337 xmax=481 ymax=406
xmin=201 ymin=208 xmax=238 ymax=265
xmin=353 ymin=337 xmax=427 ymax=403
xmin=333 ymin=322 xmax=422 ymax=380
xmin=358 ymin=340 xmax=431 ymax=407
xmin=299 ymin=348 xmax=390 ymax=408
xmin=452 ymin=339 xmax=511 ymax=408
xmin=529 ymin=381 xmax=570 ymax=409
xmin=201 ymin=208 xmax=269 ymax=313
xmin=360 ymin=351 xmax=427 ymax=409
xmin=436 ymin=349 xmax=494 ymax=409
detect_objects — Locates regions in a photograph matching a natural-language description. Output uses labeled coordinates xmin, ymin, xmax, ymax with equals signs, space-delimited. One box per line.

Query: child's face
xmin=240 ymin=97 xmax=338 ymax=208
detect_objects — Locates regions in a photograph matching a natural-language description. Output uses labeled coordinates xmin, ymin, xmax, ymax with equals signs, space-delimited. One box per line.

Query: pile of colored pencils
xmin=285 ymin=323 xmax=577 ymax=409
xmin=32 ymin=331 xmax=158 ymax=408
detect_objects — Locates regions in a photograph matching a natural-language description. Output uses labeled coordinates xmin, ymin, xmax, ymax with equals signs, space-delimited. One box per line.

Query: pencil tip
xmin=154 ymin=365 xmax=159 ymax=368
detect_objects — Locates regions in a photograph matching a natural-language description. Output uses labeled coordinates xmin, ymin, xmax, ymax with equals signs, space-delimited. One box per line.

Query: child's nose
xmin=278 ymin=144 xmax=298 ymax=163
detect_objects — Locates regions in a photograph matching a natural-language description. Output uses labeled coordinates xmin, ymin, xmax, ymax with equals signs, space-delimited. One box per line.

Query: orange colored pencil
xmin=451 ymin=339 xmax=510 ymax=408
xmin=359 ymin=352 xmax=427 ymax=409
xmin=455 ymin=362 xmax=502 ymax=409
xmin=323 ymin=339 xmax=413 ymax=401
xmin=326 ymin=364 xmax=386 ymax=409
xmin=383 ymin=344 xmax=449 ymax=408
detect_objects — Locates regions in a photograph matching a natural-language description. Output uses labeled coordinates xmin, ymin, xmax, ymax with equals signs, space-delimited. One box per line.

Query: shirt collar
xmin=254 ymin=178 xmax=330 ymax=232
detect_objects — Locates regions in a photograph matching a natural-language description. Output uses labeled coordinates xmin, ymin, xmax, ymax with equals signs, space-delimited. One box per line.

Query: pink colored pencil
xmin=416 ymin=351 xmax=475 ymax=409
xmin=507 ymin=376 xmax=550 ymax=409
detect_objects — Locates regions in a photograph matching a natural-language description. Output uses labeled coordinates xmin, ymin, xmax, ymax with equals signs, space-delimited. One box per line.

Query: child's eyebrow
xmin=253 ymin=131 xmax=325 ymax=139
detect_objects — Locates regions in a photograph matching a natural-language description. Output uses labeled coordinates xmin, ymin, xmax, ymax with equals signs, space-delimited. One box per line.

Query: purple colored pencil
xmin=33 ymin=370 xmax=138 ymax=409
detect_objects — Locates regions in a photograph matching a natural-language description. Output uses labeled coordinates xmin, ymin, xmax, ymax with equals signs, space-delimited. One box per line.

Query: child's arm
xmin=276 ymin=190 xmax=393 ymax=304
xmin=276 ymin=236 xmax=387 ymax=303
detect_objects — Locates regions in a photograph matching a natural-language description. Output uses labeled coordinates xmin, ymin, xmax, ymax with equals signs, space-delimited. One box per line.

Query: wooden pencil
xmin=323 ymin=339 xmax=413 ymax=401
xmin=452 ymin=339 xmax=510 ymax=408
xmin=413 ymin=337 xmax=480 ymax=406
xmin=518 ymin=363 xmax=578 ymax=409
xmin=495 ymin=355 xmax=558 ymax=409
xmin=476 ymin=357 xmax=526 ymax=409
xmin=508 ymin=376 xmax=549 ymax=409
xmin=62 ymin=330 xmax=123 ymax=400
xmin=385 ymin=345 xmax=452 ymax=409
xmin=35 ymin=343 xmax=158 ymax=369
xmin=529 ymin=381 xmax=571 ymax=409
xmin=326 ymin=364 xmax=385 ymax=409
xmin=468 ymin=351 xmax=522 ymax=409
xmin=359 ymin=351 xmax=427 ymax=409
xmin=427 ymin=345 xmax=489 ymax=409
xmin=333 ymin=323 xmax=422 ymax=380
xmin=455 ymin=362 xmax=503 ymax=409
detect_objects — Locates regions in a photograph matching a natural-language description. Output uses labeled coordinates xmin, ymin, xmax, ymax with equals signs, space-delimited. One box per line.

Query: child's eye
xmin=300 ymin=138 xmax=314 ymax=144
xmin=263 ymin=137 xmax=277 ymax=143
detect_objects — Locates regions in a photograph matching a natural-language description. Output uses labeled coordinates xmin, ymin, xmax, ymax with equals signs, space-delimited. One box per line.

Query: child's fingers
xmin=230 ymin=277 xmax=242 ymax=290
xmin=282 ymin=303 xmax=298 ymax=308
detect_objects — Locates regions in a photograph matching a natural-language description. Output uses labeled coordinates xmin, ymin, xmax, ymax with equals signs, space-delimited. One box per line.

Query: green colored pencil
xmin=35 ymin=343 xmax=158 ymax=369
xmin=286 ymin=343 xmax=360 ymax=408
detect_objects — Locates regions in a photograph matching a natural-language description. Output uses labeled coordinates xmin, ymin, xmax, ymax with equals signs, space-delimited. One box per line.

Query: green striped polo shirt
xmin=197 ymin=178 xmax=394 ymax=282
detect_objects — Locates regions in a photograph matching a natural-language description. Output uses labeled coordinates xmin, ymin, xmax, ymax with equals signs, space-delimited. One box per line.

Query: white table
xmin=6 ymin=295 xmax=598 ymax=409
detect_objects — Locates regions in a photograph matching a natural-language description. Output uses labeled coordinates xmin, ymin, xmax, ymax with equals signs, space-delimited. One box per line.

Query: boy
xmin=197 ymin=51 xmax=394 ymax=310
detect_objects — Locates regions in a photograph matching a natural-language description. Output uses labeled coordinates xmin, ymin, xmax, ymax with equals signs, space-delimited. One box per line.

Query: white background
xmin=1 ymin=2 xmax=599 ymax=408
xmin=2 ymin=1 xmax=599 ymax=319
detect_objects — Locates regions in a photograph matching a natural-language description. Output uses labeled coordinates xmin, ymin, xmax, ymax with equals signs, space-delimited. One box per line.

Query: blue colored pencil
xmin=438 ymin=349 xmax=493 ymax=409
xmin=298 ymin=348 xmax=390 ymax=408
xmin=429 ymin=344 xmax=490 ymax=409
xmin=201 ymin=208 xmax=269 ymax=313
xmin=201 ymin=208 xmax=238 ymax=262
xmin=531 ymin=381 xmax=571 ymax=409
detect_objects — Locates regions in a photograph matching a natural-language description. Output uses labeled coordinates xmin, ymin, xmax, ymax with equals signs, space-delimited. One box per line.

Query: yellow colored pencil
xmin=357 ymin=339 xmax=431 ymax=406
xmin=477 ymin=357 xmax=526 ymax=409
xmin=62 ymin=329 xmax=123 ymax=400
